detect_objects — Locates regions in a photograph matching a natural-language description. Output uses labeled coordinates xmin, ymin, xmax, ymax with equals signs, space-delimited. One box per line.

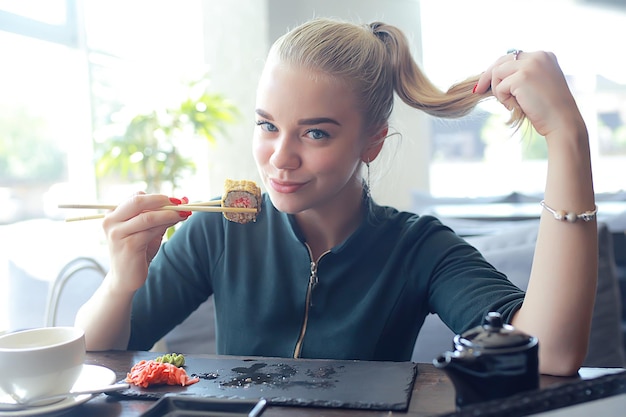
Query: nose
xmin=269 ymin=134 xmax=301 ymax=171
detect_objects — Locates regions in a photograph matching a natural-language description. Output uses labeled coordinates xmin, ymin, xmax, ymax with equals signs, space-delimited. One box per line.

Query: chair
xmin=45 ymin=255 xmax=186 ymax=353
xmin=44 ymin=256 xmax=107 ymax=327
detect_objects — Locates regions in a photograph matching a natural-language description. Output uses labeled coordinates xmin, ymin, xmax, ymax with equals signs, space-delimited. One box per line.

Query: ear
xmin=361 ymin=125 xmax=388 ymax=163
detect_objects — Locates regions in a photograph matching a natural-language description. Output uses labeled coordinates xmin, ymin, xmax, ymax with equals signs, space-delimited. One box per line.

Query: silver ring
xmin=507 ymin=48 xmax=522 ymax=61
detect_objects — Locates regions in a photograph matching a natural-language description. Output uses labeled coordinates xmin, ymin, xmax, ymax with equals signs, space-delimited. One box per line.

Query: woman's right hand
xmin=75 ymin=192 xmax=191 ymax=351
xmin=102 ymin=192 xmax=191 ymax=294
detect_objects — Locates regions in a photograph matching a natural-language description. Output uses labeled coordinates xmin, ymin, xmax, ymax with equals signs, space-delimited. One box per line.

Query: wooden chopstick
xmin=58 ymin=202 xmax=256 ymax=222
xmin=58 ymin=204 xmax=118 ymax=210
xmin=65 ymin=214 xmax=109 ymax=222
xmin=58 ymin=203 xmax=253 ymax=212
xmin=186 ymin=200 xmax=221 ymax=206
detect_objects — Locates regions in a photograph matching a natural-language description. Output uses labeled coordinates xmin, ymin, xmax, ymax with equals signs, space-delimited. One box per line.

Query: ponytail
xmin=370 ymin=22 xmax=480 ymax=118
xmin=271 ymin=18 xmax=525 ymax=132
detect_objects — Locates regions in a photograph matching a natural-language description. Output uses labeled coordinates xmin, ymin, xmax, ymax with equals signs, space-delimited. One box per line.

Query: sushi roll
xmin=221 ymin=179 xmax=261 ymax=224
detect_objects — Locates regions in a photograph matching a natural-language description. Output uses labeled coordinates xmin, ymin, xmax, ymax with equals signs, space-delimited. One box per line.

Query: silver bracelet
xmin=540 ymin=200 xmax=597 ymax=223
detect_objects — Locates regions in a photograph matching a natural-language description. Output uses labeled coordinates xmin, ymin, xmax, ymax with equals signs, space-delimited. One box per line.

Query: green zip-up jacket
xmin=128 ymin=194 xmax=525 ymax=361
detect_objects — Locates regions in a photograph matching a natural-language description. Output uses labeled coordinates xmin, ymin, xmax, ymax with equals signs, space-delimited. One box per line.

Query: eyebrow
xmin=255 ymin=109 xmax=341 ymax=126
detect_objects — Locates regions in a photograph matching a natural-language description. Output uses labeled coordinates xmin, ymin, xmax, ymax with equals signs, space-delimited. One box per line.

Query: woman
xmin=76 ymin=18 xmax=597 ymax=376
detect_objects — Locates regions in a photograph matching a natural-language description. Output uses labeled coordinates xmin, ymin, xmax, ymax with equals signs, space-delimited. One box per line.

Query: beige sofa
xmin=413 ymin=219 xmax=625 ymax=367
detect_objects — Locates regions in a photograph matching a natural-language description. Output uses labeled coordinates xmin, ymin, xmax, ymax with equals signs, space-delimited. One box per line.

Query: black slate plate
xmin=112 ymin=356 xmax=418 ymax=411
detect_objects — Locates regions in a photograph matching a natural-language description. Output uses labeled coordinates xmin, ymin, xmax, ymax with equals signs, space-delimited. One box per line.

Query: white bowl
xmin=0 ymin=327 xmax=86 ymax=403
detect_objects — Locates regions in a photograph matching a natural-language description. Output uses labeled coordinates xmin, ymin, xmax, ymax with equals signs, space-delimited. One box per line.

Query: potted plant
xmin=95 ymin=78 xmax=238 ymax=195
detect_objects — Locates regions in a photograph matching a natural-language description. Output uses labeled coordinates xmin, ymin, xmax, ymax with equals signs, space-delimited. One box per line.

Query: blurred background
xmin=1 ymin=0 xmax=625 ymax=221
xmin=1 ymin=0 xmax=625 ymax=332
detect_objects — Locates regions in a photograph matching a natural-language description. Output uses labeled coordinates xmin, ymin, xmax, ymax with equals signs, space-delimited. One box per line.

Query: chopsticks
xmin=58 ymin=202 xmax=256 ymax=222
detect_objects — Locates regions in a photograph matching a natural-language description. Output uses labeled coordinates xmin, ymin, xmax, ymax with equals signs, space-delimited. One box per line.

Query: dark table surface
xmin=61 ymin=351 xmax=620 ymax=417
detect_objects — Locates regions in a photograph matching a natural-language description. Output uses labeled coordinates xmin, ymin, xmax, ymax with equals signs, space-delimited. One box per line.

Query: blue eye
xmin=306 ymin=129 xmax=329 ymax=140
xmin=256 ymin=120 xmax=278 ymax=132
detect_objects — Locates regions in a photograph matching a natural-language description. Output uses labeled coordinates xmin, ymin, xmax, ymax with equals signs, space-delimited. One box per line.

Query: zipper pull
xmin=308 ymin=261 xmax=318 ymax=306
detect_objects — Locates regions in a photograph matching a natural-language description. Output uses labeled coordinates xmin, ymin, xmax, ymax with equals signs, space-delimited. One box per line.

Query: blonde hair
xmin=270 ymin=18 xmax=524 ymax=132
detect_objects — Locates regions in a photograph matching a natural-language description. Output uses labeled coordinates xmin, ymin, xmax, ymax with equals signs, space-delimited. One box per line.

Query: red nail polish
xmin=182 ymin=196 xmax=189 ymax=204
xmin=169 ymin=197 xmax=182 ymax=205
xmin=472 ymin=83 xmax=478 ymax=94
xmin=178 ymin=211 xmax=192 ymax=218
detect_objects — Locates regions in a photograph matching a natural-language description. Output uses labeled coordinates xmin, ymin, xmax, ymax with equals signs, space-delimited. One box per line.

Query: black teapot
xmin=433 ymin=312 xmax=539 ymax=408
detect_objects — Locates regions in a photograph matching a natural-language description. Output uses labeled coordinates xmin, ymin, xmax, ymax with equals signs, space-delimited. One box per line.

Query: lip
xmin=268 ymin=178 xmax=306 ymax=194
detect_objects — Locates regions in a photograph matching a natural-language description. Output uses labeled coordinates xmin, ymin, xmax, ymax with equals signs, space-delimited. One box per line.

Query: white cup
xmin=0 ymin=327 xmax=86 ymax=403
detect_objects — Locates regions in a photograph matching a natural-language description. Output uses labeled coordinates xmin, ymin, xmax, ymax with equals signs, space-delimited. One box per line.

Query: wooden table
xmin=63 ymin=350 xmax=614 ymax=417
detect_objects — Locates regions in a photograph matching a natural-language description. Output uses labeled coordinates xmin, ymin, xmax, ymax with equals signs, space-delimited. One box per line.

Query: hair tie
xmin=369 ymin=22 xmax=386 ymax=39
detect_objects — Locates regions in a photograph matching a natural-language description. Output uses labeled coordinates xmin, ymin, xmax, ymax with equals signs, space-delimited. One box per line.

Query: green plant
xmin=0 ymin=105 xmax=67 ymax=184
xmin=95 ymin=78 xmax=238 ymax=194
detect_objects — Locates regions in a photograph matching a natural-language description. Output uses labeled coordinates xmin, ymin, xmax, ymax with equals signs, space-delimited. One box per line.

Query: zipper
xmin=293 ymin=244 xmax=328 ymax=358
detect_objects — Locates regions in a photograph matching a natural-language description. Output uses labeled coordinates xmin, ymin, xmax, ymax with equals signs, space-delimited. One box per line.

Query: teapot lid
xmin=455 ymin=312 xmax=536 ymax=351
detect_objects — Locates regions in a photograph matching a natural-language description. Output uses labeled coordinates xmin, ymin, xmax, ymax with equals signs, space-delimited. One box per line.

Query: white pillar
xmin=200 ymin=0 xmax=270 ymax=198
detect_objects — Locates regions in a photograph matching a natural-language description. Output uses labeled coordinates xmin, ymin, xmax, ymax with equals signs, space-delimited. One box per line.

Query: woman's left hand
xmin=474 ymin=50 xmax=584 ymax=138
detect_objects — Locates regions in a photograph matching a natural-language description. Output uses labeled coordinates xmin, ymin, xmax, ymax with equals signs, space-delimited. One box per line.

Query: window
xmin=420 ymin=0 xmax=626 ymax=197
xmin=0 ymin=0 xmax=206 ymax=223
xmin=0 ymin=0 xmax=91 ymax=223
